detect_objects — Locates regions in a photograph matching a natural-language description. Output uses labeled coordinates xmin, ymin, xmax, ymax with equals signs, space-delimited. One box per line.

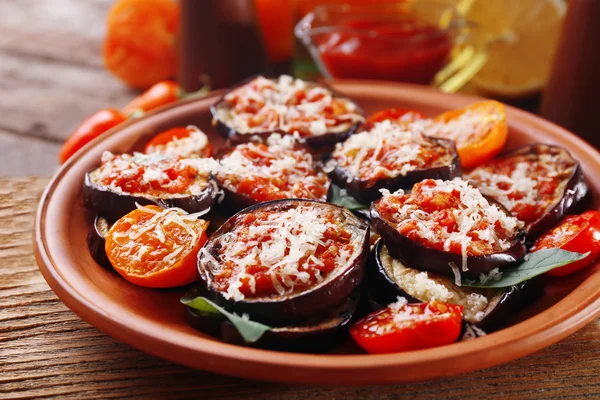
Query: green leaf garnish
xmin=329 ymin=184 xmax=368 ymax=211
xmin=181 ymin=292 xmax=271 ymax=343
xmin=462 ymin=248 xmax=590 ymax=288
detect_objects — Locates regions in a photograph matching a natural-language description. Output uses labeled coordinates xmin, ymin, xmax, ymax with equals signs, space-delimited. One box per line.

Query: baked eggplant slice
xmin=210 ymin=75 xmax=364 ymax=148
xmin=371 ymin=178 xmax=526 ymax=279
xmin=197 ymin=199 xmax=369 ymax=326
xmin=369 ymin=241 xmax=541 ymax=331
xmin=215 ymin=134 xmax=330 ymax=213
xmin=83 ymin=152 xmax=220 ymax=219
xmin=467 ymin=143 xmax=590 ymax=242
xmin=86 ymin=215 xmax=114 ymax=269
xmin=327 ymin=120 xmax=461 ymax=203
xmin=186 ymin=291 xmax=358 ymax=352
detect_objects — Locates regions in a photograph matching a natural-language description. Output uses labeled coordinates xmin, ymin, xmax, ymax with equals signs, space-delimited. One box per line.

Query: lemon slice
xmin=466 ymin=0 xmax=566 ymax=98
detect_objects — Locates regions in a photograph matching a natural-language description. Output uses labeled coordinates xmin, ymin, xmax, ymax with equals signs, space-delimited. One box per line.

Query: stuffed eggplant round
xmin=197 ymin=199 xmax=369 ymax=325
xmin=371 ymin=178 xmax=526 ymax=279
xmin=83 ymin=152 xmax=220 ymax=219
xmin=369 ymin=241 xmax=541 ymax=332
xmin=215 ymin=134 xmax=330 ymax=213
xmin=186 ymin=288 xmax=358 ymax=352
xmin=467 ymin=143 xmax=590 ymax=242
xmin=86 ymin=215 xmax=114 ymax=270
xmin=210 ymin=75 xmax=364 ymax=148
xmin=327 ymin=120 xmax=461 ymax=203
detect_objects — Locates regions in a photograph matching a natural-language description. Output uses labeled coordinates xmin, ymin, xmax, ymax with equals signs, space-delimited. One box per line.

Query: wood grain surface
xmin=1 ymin=176 xmax=600 ymax=399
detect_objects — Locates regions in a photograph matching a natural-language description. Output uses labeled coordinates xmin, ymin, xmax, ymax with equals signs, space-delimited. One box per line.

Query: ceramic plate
xmin=34 ymin=81 xmax=600 ymax=384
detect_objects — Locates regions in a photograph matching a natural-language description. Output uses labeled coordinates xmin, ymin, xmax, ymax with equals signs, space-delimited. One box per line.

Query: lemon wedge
xmin=466 ymin=0 xmax=566 ymax=98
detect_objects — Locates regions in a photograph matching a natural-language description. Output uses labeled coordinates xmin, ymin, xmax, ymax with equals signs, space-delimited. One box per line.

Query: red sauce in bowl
xmin=316 ymin=17 xmax=452 ymax=84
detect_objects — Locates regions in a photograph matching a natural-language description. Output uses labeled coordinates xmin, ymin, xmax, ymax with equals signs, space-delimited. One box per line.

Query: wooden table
xmin=1 ymin=178 xmax=600 ymax=399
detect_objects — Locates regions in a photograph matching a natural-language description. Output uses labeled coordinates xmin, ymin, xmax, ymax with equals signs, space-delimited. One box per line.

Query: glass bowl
xmin=295 ymin=1 xmax=466 ymax=85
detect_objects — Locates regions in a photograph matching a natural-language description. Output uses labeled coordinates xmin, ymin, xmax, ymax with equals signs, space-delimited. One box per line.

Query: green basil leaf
xmin=462 ymin=248 xmax=590 ymax=288
xmin=181 ymin=293 xmax=271 ymax=343
xmin=329 ymin=184 xmax=368 ymax=211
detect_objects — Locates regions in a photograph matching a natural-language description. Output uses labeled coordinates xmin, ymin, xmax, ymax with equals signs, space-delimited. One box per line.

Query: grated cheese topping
xmin=216 ymin=133 xmax=330 ymax=202
xmin=332 ymin=120 xmax=455 ymax=183
xmin=91 ymin=151 xmax=219 ymax=198
xmin=145 ymin=126 xmax=210 ymax=158
xmin=466 ymin=145 xmax=577 ymax=224
xmin=375 ymin=178 xmax=523 ymax=267
xmin=202 ymin=204 xmax=362 ymax=301
xmin=215 ymin=75 xmax=364 ymax=137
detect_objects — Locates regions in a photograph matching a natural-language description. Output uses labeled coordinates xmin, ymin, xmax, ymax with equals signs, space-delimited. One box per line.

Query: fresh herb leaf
xmin=462 ymin=248 xmax=590 ymax=288
xmin=329 ymin=184 xmax=368 ymax=211
xmin=181 ymin=292 xmax=271 ymax=343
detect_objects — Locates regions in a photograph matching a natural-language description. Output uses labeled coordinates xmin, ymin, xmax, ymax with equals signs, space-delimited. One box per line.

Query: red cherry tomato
xmin=59 ymin=108 xmax=126 ymax=164
xmin=533 ymin=210 xmax=600 ymax=277
xmin=350 ymin=301 xmax=463 ymax=354
xmin=365 ymin=108 xmax=426 ymax=130
xmin=122 ymin=80 xmax=180 ymax=115
xmin=144 ymin=127 xmax=213 ymax=158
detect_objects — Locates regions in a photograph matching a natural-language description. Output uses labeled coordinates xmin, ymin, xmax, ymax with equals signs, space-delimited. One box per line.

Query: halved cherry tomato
xmin=122 ymin=80 xmax=181 ymax=115
xmin=364 ymin=108 xmax=426 ymax=130
xmin=144 ymin=127 xmax=213 ymax=158
xmin=105 ymin=205 xmax=209 ymax=288
xmin=59 ymin=108 xmax=126 ymax=164
xmin=432 ymin=100 xmax=508 ymax=168
xmin=532 ymin=210 xmax=600 ymax=277
xmin=350 ymin=301 xmax=463 ymax=354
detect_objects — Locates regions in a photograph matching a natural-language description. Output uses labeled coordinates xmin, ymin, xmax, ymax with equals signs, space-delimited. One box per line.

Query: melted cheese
xmin=215 ymin=75 xmax=364 ymax=136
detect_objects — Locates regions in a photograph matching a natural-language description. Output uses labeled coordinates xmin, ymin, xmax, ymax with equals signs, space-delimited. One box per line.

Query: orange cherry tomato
xmin=533 ymin=210 xmax=600 ymax=277
xmin=103 ymin=0 xmax=179 ymax=89
xmin=122 ymin=80 xmax=181 ymax=115
xmin=59 ymin=108 xmax=126 ymax=164
xmin=144 ymin=127 xmax=213 ymax=158
xmin=105 ymin=205 xmax=209 ymax=288
xmin=350 ymin=301 xmax=463 ymax=354
xmin=432 ymin=100 xmax=508 ymax=168
xmin=364 ymin=108 xmax=426 ymax=130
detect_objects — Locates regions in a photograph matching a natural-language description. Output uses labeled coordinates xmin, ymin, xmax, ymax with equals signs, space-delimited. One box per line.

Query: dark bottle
xmin=178 ymin=0 xmax=269 ymax=92
xmin=541 ymin=0 xmax=600 ymax=149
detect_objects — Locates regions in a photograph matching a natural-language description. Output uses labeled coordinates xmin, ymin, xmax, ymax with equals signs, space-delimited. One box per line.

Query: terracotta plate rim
xmin=34 ymin=80 xmax=600 ymax=384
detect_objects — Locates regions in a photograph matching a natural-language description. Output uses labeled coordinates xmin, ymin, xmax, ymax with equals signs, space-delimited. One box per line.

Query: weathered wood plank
xmin=1 ymin=176 xmax=600 ymax=399
xmin=0 ymin=131 xmax=60 ymax=176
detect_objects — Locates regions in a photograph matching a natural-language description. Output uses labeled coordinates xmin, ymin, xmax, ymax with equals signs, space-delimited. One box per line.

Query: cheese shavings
xmin=332 ymin=120 xmax=455 ymax=182
xmin=216 ymin=133 xmax=330 ymax=202
xmin=466 ymin=145 xmax=577 ymax=224
xmin=376 ymin=178 xmax=523 ymax=270
xmin=205 ymin=205 xmax=360 ymax=302
xmin=145 ymin=126 xmax=210 ymax=158
xmin=215 ymin=75 xmax=364 ymax=137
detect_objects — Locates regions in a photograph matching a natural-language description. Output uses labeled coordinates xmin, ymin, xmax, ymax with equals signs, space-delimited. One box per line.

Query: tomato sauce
xmin=316 ymin=17 xmax=452 ymax=84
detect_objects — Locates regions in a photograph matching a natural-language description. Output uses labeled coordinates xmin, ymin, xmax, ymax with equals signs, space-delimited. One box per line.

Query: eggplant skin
xmin=185 ymin=294 xmax=357 ymax=352
xmin=197 ymin=199 xmax=370 ymax=326
xmin=82 ymin=172 xmax=216 ymax=220
xmin=86 ymin=215 xmax=114 ymax=270
xmin=329 ymin=138 xmax=462 ymax=204
xmin=527 ymin=163 xmax=590 ymax=243
xmin=369 ymin=241 xmax=542 ymax=332
xmin=370 ymin=205 xmax=526 ymax=279
xmin=210 ymin=78 xmax=364 ymax=149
